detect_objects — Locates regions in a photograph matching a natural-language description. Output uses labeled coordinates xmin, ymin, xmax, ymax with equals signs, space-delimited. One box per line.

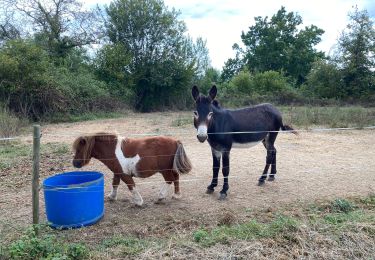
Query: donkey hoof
xmin=258 ymin=180 xmax=265 ymax=186
xmin=218 ymin=193 xmax=227 ymax=200
xmin=268 ymin=176 xmax=275 ymax=181
xmin=206 ymin=188 xmax=215 ymax=194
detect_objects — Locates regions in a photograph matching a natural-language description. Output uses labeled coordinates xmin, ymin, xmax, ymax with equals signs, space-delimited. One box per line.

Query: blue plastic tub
xmin=43 ymin=171 xmax=104 ymax=229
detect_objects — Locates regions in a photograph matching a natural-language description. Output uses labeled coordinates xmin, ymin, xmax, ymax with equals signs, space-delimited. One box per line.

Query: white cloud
xmin=84 ymin=0 xmax=370 ymax=69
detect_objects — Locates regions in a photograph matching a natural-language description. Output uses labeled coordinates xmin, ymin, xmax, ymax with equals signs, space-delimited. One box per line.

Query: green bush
xmin=229 ymin=70 xmax=253 ymax=94
xmin=220 ymin=70 xmax=303 ymax=106
xmin=252 ymin=70 xmax=292 ymax=94
xmin=49 ymin=66 xmax=115 ymax=112
xmin=0 ymin=39 xmax=117 ymax=120
xmin=0 ymin=106 xmax=27 ymax=138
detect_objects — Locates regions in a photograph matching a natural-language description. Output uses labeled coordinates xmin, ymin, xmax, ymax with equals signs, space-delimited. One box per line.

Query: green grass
xmin=0 ymin=142 xmax=70 ymax=170
xmin=323 ymin=211 xmax=368 ymax=226
xmin=360 ymin=193 xmax=375 ymax=207
xmin=330 ymin=198 xmax=356 ymax=213
xmin=0 ymin=142 xmax=31 ymax=170
xmin=1 ymin=196 xmax=374 ymax=258
xmin=42 ymin=142 xmax=70 ymax=155
xmin=280 ymin=106 xmax=375 ymax=128
xmin=191 ymin=197 xmax=374 ymax=248
xmin=101 ymin=235 xmax=150 ymax=256
xmin=193 ymin=215 xmax=299 ymax=247
xmin=171 ymin=115 xmax=192 ymax=127
xmin=45 ymin=111 xmax=126 ymax=123
xmin=4 ymin=225 xmax=89 ymax=260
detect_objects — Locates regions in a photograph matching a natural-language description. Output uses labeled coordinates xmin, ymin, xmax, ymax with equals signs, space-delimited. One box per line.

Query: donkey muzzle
xmin=197 ymin=125 xmax=208 ymax=143
xmin=197 ymin=134 xmax=207 ymax=143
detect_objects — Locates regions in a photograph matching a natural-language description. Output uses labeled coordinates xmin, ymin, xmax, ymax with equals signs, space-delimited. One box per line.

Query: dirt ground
xmin=1 ymin=111 xmax=375 ymax=248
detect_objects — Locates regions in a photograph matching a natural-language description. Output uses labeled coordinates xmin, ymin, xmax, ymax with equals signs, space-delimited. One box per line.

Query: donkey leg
xmin=120 ymin=174 xmax=143 ymax=206
xmin=259 ymin=139 xmax=270 ymax=185
xmin=108 ymin=174 xmax=121 ymax=200
xmin=266 ymin=132 xmax=278 ymax=182
xmin=172 ymin=171 xmax=181 ymax=199
xmin=219 ymin=151 xmax=230 ymax=200
xmin=258 ymin=150 xmax=272 ymax=185
xmin=268 ymin=148 xmax=277 ymax=181
xmin=207 ymin=148 xmax=221 ymax=194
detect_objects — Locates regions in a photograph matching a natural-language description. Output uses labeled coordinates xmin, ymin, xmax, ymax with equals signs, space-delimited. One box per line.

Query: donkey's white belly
xmin=232 ymin=141 xmax=261 ymax=149
xmin=115 ymin=137 xmax=140 ymax=176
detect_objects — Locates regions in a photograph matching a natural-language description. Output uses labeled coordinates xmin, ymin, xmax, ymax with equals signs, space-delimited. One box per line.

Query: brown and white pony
xmin=72 ymin=133 xmax=192 ymax=206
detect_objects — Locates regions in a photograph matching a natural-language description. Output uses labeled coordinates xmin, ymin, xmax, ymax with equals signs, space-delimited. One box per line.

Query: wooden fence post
xmin=32 ymin=125 xmax=41 ymax=233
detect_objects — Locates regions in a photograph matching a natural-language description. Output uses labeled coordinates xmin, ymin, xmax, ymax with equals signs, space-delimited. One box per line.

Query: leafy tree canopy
xmin=224 ymin=6 xmax=325 ymax=84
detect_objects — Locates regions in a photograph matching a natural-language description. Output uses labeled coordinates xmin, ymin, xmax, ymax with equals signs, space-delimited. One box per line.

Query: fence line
xmin=0 ymin=136 xmax=22 ymax=141
xmin=1 ymin=125 xmax=375 ymax=142
xmin=40 ymin=125 xmax=375 ymax=138
xmin=39 ymin=167 xmax=373 ymax=193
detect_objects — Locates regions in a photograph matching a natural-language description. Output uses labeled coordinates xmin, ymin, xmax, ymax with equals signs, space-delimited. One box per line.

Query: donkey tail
xmin=281 ymin=124 xmax=299 ymax=135
xmin=173 ymin=141 xmax=192 ymax=174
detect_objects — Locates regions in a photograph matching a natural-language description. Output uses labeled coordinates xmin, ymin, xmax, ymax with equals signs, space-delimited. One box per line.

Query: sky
xmin=84 ymin=0 xmax=375 ymax=70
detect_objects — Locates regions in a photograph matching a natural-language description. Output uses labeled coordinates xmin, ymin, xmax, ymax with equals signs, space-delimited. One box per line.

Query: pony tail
xmin=281 ymin=125 xmax=299 ymax=135
xmin=173 ymin=141 xmax=192 ymax=174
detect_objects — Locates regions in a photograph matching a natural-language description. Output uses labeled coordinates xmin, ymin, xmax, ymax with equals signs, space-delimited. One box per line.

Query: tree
xmin=304 ymin=60 xmax=344 ymax=99
xmin=221 ymin=44 xmax=244 ymax=82
xmin=4 ymin=0 xmax=101 ymax=58
xmin=196 ymin=67 xmax=220 ymax=94
xmin=0 ymin=3 xmax=21 ymax=45
xmin=228 ymin=6 xmax=324 ymax=84
xmin=337 ymin=7 xmax=375 ymax=98
xmin=192 ymin=37 xmax=211 ymax=77
xmin=105 ymin=0 xmax=196 ymax=111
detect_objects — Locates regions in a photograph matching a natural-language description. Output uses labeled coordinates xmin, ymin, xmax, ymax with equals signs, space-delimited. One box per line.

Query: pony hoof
xmin=206 ymin=188 xmax=214 ymax=194
xmin=107 ymin=195 xmax=117 ymax=201
xmin=218 ymin=193 xmax=227 ymax=200
xmin=155 ymin=198 xmax=166 ymax=204
xmin=268 ymin=176 xmax=275 ymax=181
xmin=172 ymin=193 xmax=182 ymax=199
xmin=258 ymin=180 xmax=265 ymax=186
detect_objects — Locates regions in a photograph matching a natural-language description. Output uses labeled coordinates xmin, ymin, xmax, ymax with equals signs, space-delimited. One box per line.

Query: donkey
xmin=192 ymin=85 xmax=297 ymax=200
xmin=72 ymin=133 xmax=192 ymax=206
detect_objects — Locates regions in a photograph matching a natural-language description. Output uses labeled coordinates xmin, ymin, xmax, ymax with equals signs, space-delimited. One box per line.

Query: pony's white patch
xmin=108 ymin=186 xmax=118 ymax=200
xmin=197 ymin=124 xmax=208 ymax=137
xmin=131 ymin=189 xmax=143 ymax=206
xmin=158 ymin=183 xmax=171 ymax=199
xmin=115 ymin=137 xmax=140 ymax=176
xmin=232 ymin=141 xmax=261 ymax=149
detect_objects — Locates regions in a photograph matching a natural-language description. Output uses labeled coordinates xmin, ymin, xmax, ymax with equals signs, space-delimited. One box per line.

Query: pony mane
xmin=72 ymin=132 xmax=119 ymax=160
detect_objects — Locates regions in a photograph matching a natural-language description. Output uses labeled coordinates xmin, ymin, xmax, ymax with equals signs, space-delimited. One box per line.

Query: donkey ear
xmin=209 ymin=85 xmax=217 ymax=100
xmin=192 ymin=85 xmax=200 ymax=101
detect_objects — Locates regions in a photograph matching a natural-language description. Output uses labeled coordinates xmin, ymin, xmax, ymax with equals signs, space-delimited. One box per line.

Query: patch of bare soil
xmin=1 ymin=111 xmax=374 ymax=256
